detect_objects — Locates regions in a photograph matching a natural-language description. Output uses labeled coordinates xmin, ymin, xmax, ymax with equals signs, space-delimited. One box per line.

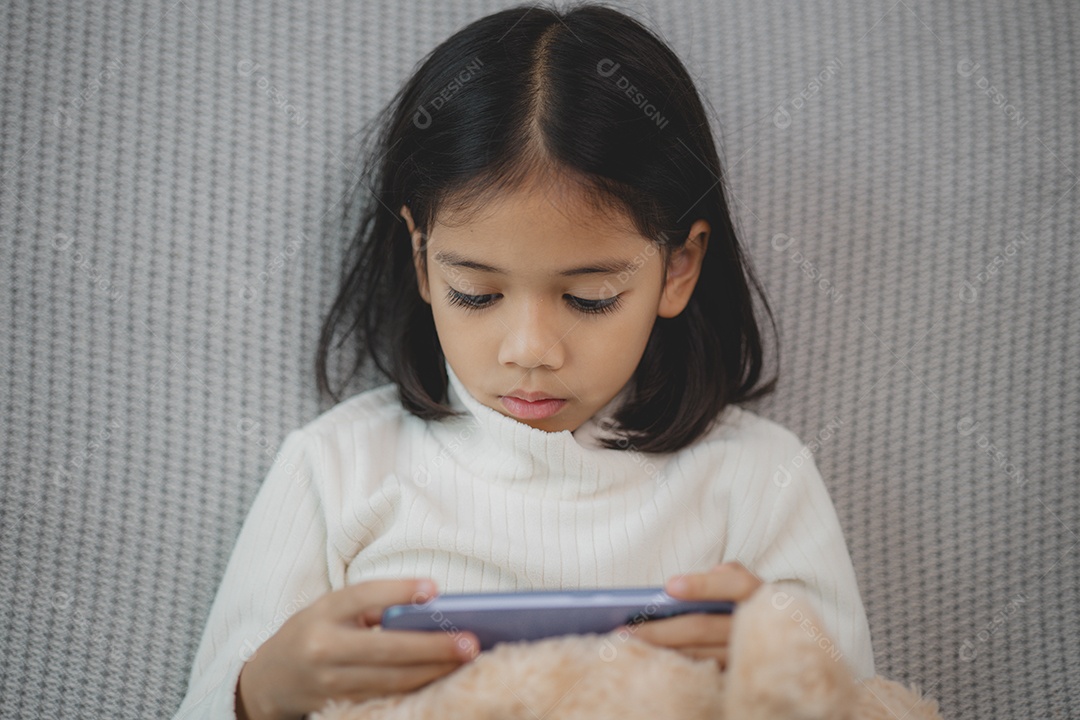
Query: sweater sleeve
xmin=723 ymin=433 xmax=877 ymax=680
xmin=172 ymin=428 xmax=336 ymax=719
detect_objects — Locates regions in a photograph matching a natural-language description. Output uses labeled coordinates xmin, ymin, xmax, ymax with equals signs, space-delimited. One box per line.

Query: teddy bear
xmin=310 ymin=583 xmax=944 ymax=720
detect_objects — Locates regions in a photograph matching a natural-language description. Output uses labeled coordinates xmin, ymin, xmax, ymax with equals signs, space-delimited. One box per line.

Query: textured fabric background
xmin=1 ymin=1 xmax=1076 ymax=718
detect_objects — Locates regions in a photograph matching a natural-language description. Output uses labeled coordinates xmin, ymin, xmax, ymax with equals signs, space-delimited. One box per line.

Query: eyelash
xmin=444 ymin=287 xmax=623 ymax=316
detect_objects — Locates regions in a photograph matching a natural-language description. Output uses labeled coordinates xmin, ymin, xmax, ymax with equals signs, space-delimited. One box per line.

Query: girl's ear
xmin=657 ymin=219 xmax=709 ymax=318
xmin=400 ymin=204 xmax=431 ymax=304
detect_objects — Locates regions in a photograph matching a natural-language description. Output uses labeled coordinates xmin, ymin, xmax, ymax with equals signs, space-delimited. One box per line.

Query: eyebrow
xmin=432 ymin=250 xmax=637 ymax=277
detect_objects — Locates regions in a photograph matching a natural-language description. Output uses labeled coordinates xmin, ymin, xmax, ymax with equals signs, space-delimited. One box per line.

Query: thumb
xmin=328 ymin=577 xmax=439 ymax=627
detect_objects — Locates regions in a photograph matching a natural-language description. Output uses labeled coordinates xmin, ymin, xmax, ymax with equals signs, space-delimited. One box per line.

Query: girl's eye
xmin=566 ymin=294 xmax=623 ymax=315
xmin=444 ymin=288 xmax=623 ymax=316
xmin=445 ymin=287 xmax=499 ymax=311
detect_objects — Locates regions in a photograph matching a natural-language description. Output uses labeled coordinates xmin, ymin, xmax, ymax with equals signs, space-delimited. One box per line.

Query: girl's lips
xmin=499 ymin=395 xmax=567 ymax=420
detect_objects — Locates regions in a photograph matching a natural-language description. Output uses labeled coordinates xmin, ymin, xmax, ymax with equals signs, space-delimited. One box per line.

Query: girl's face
xmin=402 ymin=174 xmax=708 ymax=434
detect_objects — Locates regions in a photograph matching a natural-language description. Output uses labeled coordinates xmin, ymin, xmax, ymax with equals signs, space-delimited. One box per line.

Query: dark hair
xmin=317 ymin=1 xmax=778 ymax=453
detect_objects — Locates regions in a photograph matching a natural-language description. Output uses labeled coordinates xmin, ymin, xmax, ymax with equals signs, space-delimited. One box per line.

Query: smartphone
xmin=380 ymin=587 xmax=735 ymax=650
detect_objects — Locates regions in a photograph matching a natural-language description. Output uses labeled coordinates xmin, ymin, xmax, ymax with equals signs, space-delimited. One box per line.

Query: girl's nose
xmin=497 ymin=297 xmax=566 ymax=370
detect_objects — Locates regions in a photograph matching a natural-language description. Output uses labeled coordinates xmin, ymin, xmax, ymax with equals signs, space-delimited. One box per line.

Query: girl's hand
xmin=617 ymin=562 xmax=762 ymax=671
xmin=236 ymin=578 xmax=480 ymax=720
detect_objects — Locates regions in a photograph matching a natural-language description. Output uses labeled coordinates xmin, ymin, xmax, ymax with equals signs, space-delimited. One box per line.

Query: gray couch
xmin=2 ymin=1 xmax=1076 ymax=717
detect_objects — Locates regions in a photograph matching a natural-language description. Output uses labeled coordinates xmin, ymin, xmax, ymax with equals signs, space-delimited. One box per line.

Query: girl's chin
xmin=490 ymin=403 xmax=584 ymax=433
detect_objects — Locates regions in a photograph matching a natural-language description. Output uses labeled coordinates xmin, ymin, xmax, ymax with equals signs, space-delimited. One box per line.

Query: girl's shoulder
xmin=688 ymin=406 xmax=828 ymax=495
xmin=298 ymin=381 xmax=413 ymax=440
xmin=696 ymin=404 xmax=808 ymax=458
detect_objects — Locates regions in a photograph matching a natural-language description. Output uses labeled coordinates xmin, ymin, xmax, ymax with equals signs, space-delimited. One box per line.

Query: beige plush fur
xmin=311 ymin=584 xmax=944 ymax=720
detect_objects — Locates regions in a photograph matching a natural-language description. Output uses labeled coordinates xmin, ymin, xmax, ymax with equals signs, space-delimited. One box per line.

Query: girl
xmin=174 ymin=3 xmax=875 ymax=718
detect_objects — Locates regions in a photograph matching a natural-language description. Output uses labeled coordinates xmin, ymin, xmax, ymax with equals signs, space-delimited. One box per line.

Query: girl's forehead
xmin=426 ymin=169 xmax=660 ymax=274
xmin=432 ymin=196 xmax=640 ymax=251
xmin=436 ymin=167 xmax=639 ymax=235
xmin=427 ymin=210 xmax=659 ymax=281
xmin=438 ymin=197 xmax=637 ymax=246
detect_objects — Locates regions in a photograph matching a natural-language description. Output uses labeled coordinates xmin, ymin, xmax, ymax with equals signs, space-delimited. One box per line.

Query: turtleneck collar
xmin=434 ymin=359 xmax=653 ymax=500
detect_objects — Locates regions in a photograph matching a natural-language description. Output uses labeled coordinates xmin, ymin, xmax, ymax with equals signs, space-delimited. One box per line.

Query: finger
xmin=665 ymin=562 xmax=762 ymax=601
xmin=320 ymin=660 xmax=465 ymax=699
xmin=330 ymin=626 xmax=480 ymax=666
xmin=676 ymin=646 xmax=728 ymax=671
xmin=326 ymin=578 xmax=440 ymax=625
xmin=619 ymin=614 xmax=732 ymax=647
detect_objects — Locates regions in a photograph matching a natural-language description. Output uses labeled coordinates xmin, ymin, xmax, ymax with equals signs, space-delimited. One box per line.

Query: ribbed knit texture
xmin=171 ymin=360 xmax=875 ymax=718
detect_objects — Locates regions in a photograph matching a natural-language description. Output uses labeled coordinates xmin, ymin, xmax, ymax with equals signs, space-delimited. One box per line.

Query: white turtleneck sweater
xmin=173 ymin=362 xmax=876 ymax=719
